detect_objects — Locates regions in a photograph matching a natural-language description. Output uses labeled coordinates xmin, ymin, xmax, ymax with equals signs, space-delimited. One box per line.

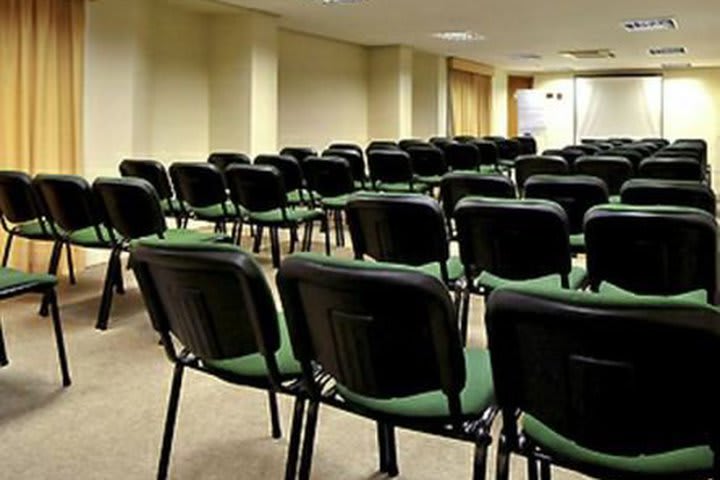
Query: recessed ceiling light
xmin=510 ymin=53 xmax=542 ymax=60
xmin=432 ymin=31 xmax=485 ymax=42
xmin=649 ymin=46 xmax=687 ymax=56
xmin=623 ymin=17 xmax=678 ymax=32
xmin=319 ymin=0 xmax=365 ymax=4
xmin=661 ymin=62 xmax=692 ymax=69
xmin=559 ymin=49 xmax=615 ymax=60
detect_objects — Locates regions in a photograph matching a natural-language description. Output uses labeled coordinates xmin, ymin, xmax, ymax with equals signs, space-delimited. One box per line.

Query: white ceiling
xmin=208 ymin=0 xmax=720 ymax=72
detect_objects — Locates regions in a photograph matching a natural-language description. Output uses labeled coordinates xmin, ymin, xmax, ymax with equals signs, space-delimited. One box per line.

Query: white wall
xmin=278 ymin=30 xmax=368 ymax=151
xmin=531 ymin=74 xmax=577 ymax=152
xmin=368 ymin=46 xmax=414 ymax=140
xmin=412 ymin=51 xmax=447 ymax=139
xmin=490 ymin=70 xmax=508 ymax=137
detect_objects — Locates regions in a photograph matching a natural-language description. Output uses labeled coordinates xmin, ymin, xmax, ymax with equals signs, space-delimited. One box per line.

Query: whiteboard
xmin=517 ymin=89 xmax=546 ymax=134
xmin=575 ymin=76 xmax=663 ymax=142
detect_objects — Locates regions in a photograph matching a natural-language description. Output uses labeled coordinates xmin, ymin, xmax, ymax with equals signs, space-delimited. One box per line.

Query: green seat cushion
xmin=609 ymin=195 xmax=621 ymax=204
xmin=203 ymin=312 xmax=301 ymax=377
xmin=377 ymin=182 xmax=430 ymax=193
xmin=249 ymin=207 xmax=323 ymax=224
xmin=287 ymin=189 xmax=314 ymax=204
xmin=354 ymin=180 xmax=368 ymax=190
xmin=336 ymin=348 xmax=494 ymax=418
xmin=598 ymin=281 xmax=709 ymax=305
xmin=140 ymin=229 xmax=227 ymax=244
xmin=192 ymin=201 xmax=240 ymax=220
xmin=161 ymin=198 xmax=187 ymax=215
xmin=570 ymin=233 xmax=585 ymax=250
xmin=322 ymin=194 xmax=351 ymax=209
xmin=67 ymin=225 xmax=115 ymax=248
xmin=14 ymin=219 xmax=53 ymax=239
xmin=476 ymin=266 xmax=588 ymax=292
xmin=479 ymin=165 xmax=500 ymax=174
xmin=418 ymin=256 xmax=464 ymax=283
xmin=522 ymin=414 xmax=712 ymax=475
xmin=416 ymin=175 xmax=443 ymax=186
xmin=0 ymin=268 xmax=56 ymax=292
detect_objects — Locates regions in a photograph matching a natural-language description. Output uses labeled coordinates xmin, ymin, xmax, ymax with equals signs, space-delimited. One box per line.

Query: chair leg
xmin=47 ymin=289 xmax=71 ymax=387
xmin=270 ymin=228 xmax=281 ymax=269
xmin=302 ymin=222 xmax=314 ymax=253
xmin=460 ymin=288 xmax=471 ymax=346
xmin=0 ymin=320 xmax=8 ymax=367
xmin=540 ymin=459 xmax=551 ymax=480
xmin=157 ymin=363 xmax=185 ymax=480
xmin=495 ymin=437 xmax=510 ymax=480
xmin=527 ymin=454 xmax=539 ymax=480
xmin=322 ymin=218 xmax=331 ymax=256
xmin=472 ymin=439 xmax=488 ymax=480
xmin=285 ymin=397 xmax=306 ymax=480
xmin=234 ymin=222 xmax=244 ymax=246
xmin=113 ymin=253 xmax=125 ymax=295
xmin=333 ymin=211 xmax=342 ymax=247
xmin=383 ymin=424 xmax=399 ymax=477
xmin=376 ymin=422 xmax=388 ymax=473
xmin=267 ymin=390 xmax=282 ymax=439
xmin=95 ymin=249 xmax=120 ymax=330
xmin=39 ymin=240 xmax=64 ymax=317
xmin=289 ymin=227 xmax=298 ymax=254
xmin=65 ymin=242 xmax=76 ymax=285
xmin=338 ymin=212 xmax=345 ymax=247
xmin=2 ymin=232 xmax=14 ymax=267
xmin=298 ymin=399 xmax=320 ymax=480
xmin=253 ymin=226 xmax=264 ymax=253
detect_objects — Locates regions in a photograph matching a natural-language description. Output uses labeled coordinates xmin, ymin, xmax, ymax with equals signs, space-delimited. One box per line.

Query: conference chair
xmin=398 ymin=138 xmax=427 ymax=151
xmin=367 ymin=149 xmax=430 ymax=193
xmin=225 ymin=164 xmax=328 ymax=268
xmin=366 ymin=140 xmax=399 ymax=154
xmin=207 ymin=152 xmax=251 ymax=172
xmin=429 ymin=136 xmax=452 ymax=147
xmin=495 ymin=138 xmax=521 ymax=170
xmin=33 ymin=174 xmax=125 ymax=330
xmin=255 ymin=154 xmax=310 ymax=206
xmin=513 ymin=136 xmax=537 ymax=155
xmin=471 ymin=140 xmax=501 ymax=172
xmin=445 ymin=142 xmax=481 ymax=171
xmin=487 ymin=281 xmax=720 ymax=480
xmin=524 ymin=175 xmax=609 ymax=253
xmin=514 ymin=155 xmax=569 ymax=192
xmin=566 ymin=144 xmax=601 ymax=156
xmin=303 ymin=156 xmax=356 ymax=247
xmin=559 ymin=147 xmax=586 ymax=166
xmin=608 ymin=137 xmax=634 ymax=145
xmin=605 ymin=148 xmax=645 ymax=171
xmin=620 ymin=179 xmax=716 ymax=215
xmin=626 ymin=143 xmax=656 ymax=157
xmin=406 ymin=144 xmax=448 ymax=188
xmin=0 ymin=171 xmax=75 ymax=281
xmin=322 ymin=148 xmax=368 ymax=189
xmin=130 ymin=240 xmax=305 ymax=480
xmin=276 ymin=253 xmax=496 ymax=480
xmin=453 ymin=135 xmax=478 ymax=143
xmin=585 ymin=204 xmax=718 ymax=303
xmin=0 ymin=267 xmax=71 ymax=387
xmin=573 ymin=156 xmax=633 ymax=197
xmin=327 ymin=142 xmax=363 ymax=159
xmin=642 ymin=137 xmax=670 ymax=148
xmin=638 ymin=157 xmax=704 ymax=181
xmin=169 ymin=162 xmax=237 ymax=233
xmin=279 ymin=147 xmax=318 ymax=167
xmin=119 ymin=159 xmax=186 ymax=227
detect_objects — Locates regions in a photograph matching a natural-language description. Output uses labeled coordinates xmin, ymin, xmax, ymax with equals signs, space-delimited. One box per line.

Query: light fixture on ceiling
xmin=319 ymin=0 xmax=365 ymax=4
xmin=559 ymin=49 xmax=615 ymax=60
xmin=649 ymin=46 xmax=687 ymax=56
xmin=623 ymin=17 xmax=678 ymax=32
xmin=661 ymin=62 xmax=692 ymax=69
xmin=509 ymin=53 xmax=542 ymax=60
xmin=432 ymin=31 xmax=485 ymax=42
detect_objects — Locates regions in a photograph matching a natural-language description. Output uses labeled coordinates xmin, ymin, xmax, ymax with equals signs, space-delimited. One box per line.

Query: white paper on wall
xmin=516 ymin=89 xmax=547 ymax=135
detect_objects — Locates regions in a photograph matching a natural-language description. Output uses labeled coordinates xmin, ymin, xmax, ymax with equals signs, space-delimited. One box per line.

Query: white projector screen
xmin=575 ymin=75 xmax=663 ymax=142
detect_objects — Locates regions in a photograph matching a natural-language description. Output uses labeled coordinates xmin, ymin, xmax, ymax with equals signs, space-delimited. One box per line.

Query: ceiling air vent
xmin=649 ymin=46 xmax=687 ymax=56
xmin=560 ymin=49 xmax=616 ymax=60
xmin=623 ymin=18 xmax=678 ymax=32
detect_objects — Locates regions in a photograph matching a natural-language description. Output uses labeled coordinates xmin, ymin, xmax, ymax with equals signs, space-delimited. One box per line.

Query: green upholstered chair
xmin=225 ymin=164 xmax=328 ymax=268
xmin=574 ymin=155 xmax=634 ymax=197
xmin=0 ymin=171 xmax=75 ymax=282
xmin=33 ymin=174 xmax=124 ymax=329
xmin=514 ymin=155 xmax=569 ymax=193
xmin=0 ymin=267 xmax=71 ymax=387
xmin=638 ymin=157 xmax=704 ymax=181
xmin=130 ymin=240 xmax=304 ymax=480
xmin=322 ymin=147 xmax=368 ymax=190
xmin=276 ymin=253 xmax=496 ymax=480
xmin=445 ymin=142 xmax=490 ymax=173
xmin=487 ymin=281 xmax=720 ymax=480
xmin=256 ymin=154 xmax=312 ymax=206
xmin=620 ymin=179 xmax=716 ymax=215
xmin=367 ymin=149 xmax=431 ymax=194
xmin=585 ymin=204 xmax=718 ymax=303
xmin=119 ymin=159 xmax=187 ymax=228
xmin=406 ymin=144 xmax=448 ymax=188
xmin=366 ymin=140 xmax=400 ymax=155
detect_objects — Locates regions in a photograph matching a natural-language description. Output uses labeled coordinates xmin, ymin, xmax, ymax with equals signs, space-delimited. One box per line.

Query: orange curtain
xmin=0 ymin=0 xmax=84 ymax=272
xmin=449 ymin=69 xmax=492 ymax=137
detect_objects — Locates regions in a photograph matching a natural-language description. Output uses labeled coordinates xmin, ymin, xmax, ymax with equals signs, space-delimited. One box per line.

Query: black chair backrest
xmin=93 ymin=177 xmax=166 ymax=240
xmin=119 ymin=159 xmax=174 ymax=201
xmin=226 ymin=164 xmax=286 ymax=213
xmin=513 ymin=136 xmax=537 ymax=155
xmin=0 ymin=171 xmax=45 ymax=225
xmin=277 ymin=253 xmax=465 ymax=413
xmin=346 ymin=193 xmax=450 ymax=268
xmin=486 ymin=285 xmax=720 ymax=456
xmin=573 ymin=156 xmax=633 ymax=196
xmin=429 ymin=136 xmax=451 ymax=146
xmin=470 ymin=140 xmax=499 ymax=166
xmin=585 ymin=205 xmax=718 ymax=301
xmin=559 ymin=147 xmax=586 ymax=166
xmin=303 ymin=156 xmax=355 ymax=199
xmin=605 ymin=148 xmax=645 ymax=171
xmin=322 ymin=148 xmax=366 ymax=183
xmin=207 ymin=152 xmax=251 ymax=172
xmin=524 ymin=175 xmax=609 ymax=234
xmin=279 ymin=147 xmax=318 ymax=165
xmin=673 ymin=139 xmax=707 ymax=162
xmin=327 ymin=142 xmax=363 ymax=159
xmin=367 ymin=149 xmax=413 ymax=185
xmin=131 ymin=241 xmax=284 ymax=383
xmin=169 ymin=163 xmax=227 ymax=209
xmin=609 ymin=137 xmax=635 ymax=145
xmin=366 ymin=140 xmax=399 ymax=154
xmin=642 ymin=138 xmax=670 ymax=148
xmin=454 ymin=198 xmax=572 ymax=282
xmin=515 ymin=155 xmax=569 ymax=190
xmin=34 ymin=174 xmax=104 ymax=234
xmin=496 ymin=138 xmax=521 ymax=160
xmin=567 ymin=144 xmax=601 ymax=156
xmin=440 ymin=172 xmax=516 ymax=220
xmin=255 ymin=154 xmax=304 ymax=193
xmin=406 ymin=145 xmax=447 ymax=177
xmin=445 ymin=142 xmax=480 ymax=171
xmin=638 ymin=157 xmax=704 ymax=181
xmin=620 ymin=179 xmax=716 ymax=216
xmin=398 ymin=138 xmax=427 ymax=151
xmin=453 ymin=135 xmax=477 ymax=143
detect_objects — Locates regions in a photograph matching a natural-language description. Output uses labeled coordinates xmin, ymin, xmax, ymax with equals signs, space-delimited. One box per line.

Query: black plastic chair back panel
xmin=470 ymin=141 xmax=499 ymax=166
xmin=524 ymin=175 xmax=609 ymax=234
xmin=303 ymin=157 xmax=354 ymax=199
xmin=642 ymin=138 xmax=670 ymax=148
xmin=487 ymin=288 xmax=720 ymax=455
xmin=367 ymin=150 xmax=413 ymax=184
xmin=585 ymin=206 xmax=717 ymax=298
xmin=497 ymin=138 xmax=521 ymax=160
xmin=277 ymin=255 xmax=465 ymax=400
xmin=568 ymin=144 xmax=601 ymax=155
xmin=94 ymin=177 xmax=166 ymax=240
xmin=440 ymin=172 xmax=516 ymax=220
xmin=573 ymin=156 xmax=633 ymax=196
xmin=34 ymin=174 xmax=101 ymax=232
xmin=328 ymin=143 xmax=363 ymax=158
xmin=0 ymin=171 xmax=42 ymax=223
xmin=346 ymin=194 xmax=449 ymax=266
xmin=366 ymin=141 xmax=399 ymax=154
xmin=207 ymin=153 xmax=251 ymax=172
xmin=515 ymin=155 xmax=569 ymax=189
xmin=455 ymin=198 xmax=571 ymax=280
xmin=131 ymin=244 xmax=280 ymax=362
xmin=406 ymin=145 xmax=447 ymax=177
xmin=226 ymin=164 xmax=286 ymax=212
xmin=445 ymin=143 xmax=480 ymax=170
xmin=513 ymin=136 xmax=537 ymax=155
xmin=605 ymin=148 xmax=645 ymax=170
xmin=398 ymin=139 xmax=428 ymax=151
xmin=255 ymin=154 xmax=304 ymax=193
xmin=639 ymin=157 xmax=703 ymax=181
xmin=322 ymin=148 xmax=366 ymax=182
xmin=119 ymin=159 xmax=174 ymax=200
xmin=453 ymin=135 xmax=477 ymax=143
xmin=169 ymin=163 xmax=227 ymax=208
xmin=621 ymin=179 xmax=716 ymax=216
xmin=280 ymin=147 xmax=317 ymax=164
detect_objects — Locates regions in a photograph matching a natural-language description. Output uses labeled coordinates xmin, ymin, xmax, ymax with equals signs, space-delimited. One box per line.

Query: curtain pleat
xmin=449 ymin=69 xmax=491 ymax=137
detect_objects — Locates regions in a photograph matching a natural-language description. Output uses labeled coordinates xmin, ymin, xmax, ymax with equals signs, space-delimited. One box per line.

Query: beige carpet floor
xmin=0 ymin=230 xmax=586 ymax=479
